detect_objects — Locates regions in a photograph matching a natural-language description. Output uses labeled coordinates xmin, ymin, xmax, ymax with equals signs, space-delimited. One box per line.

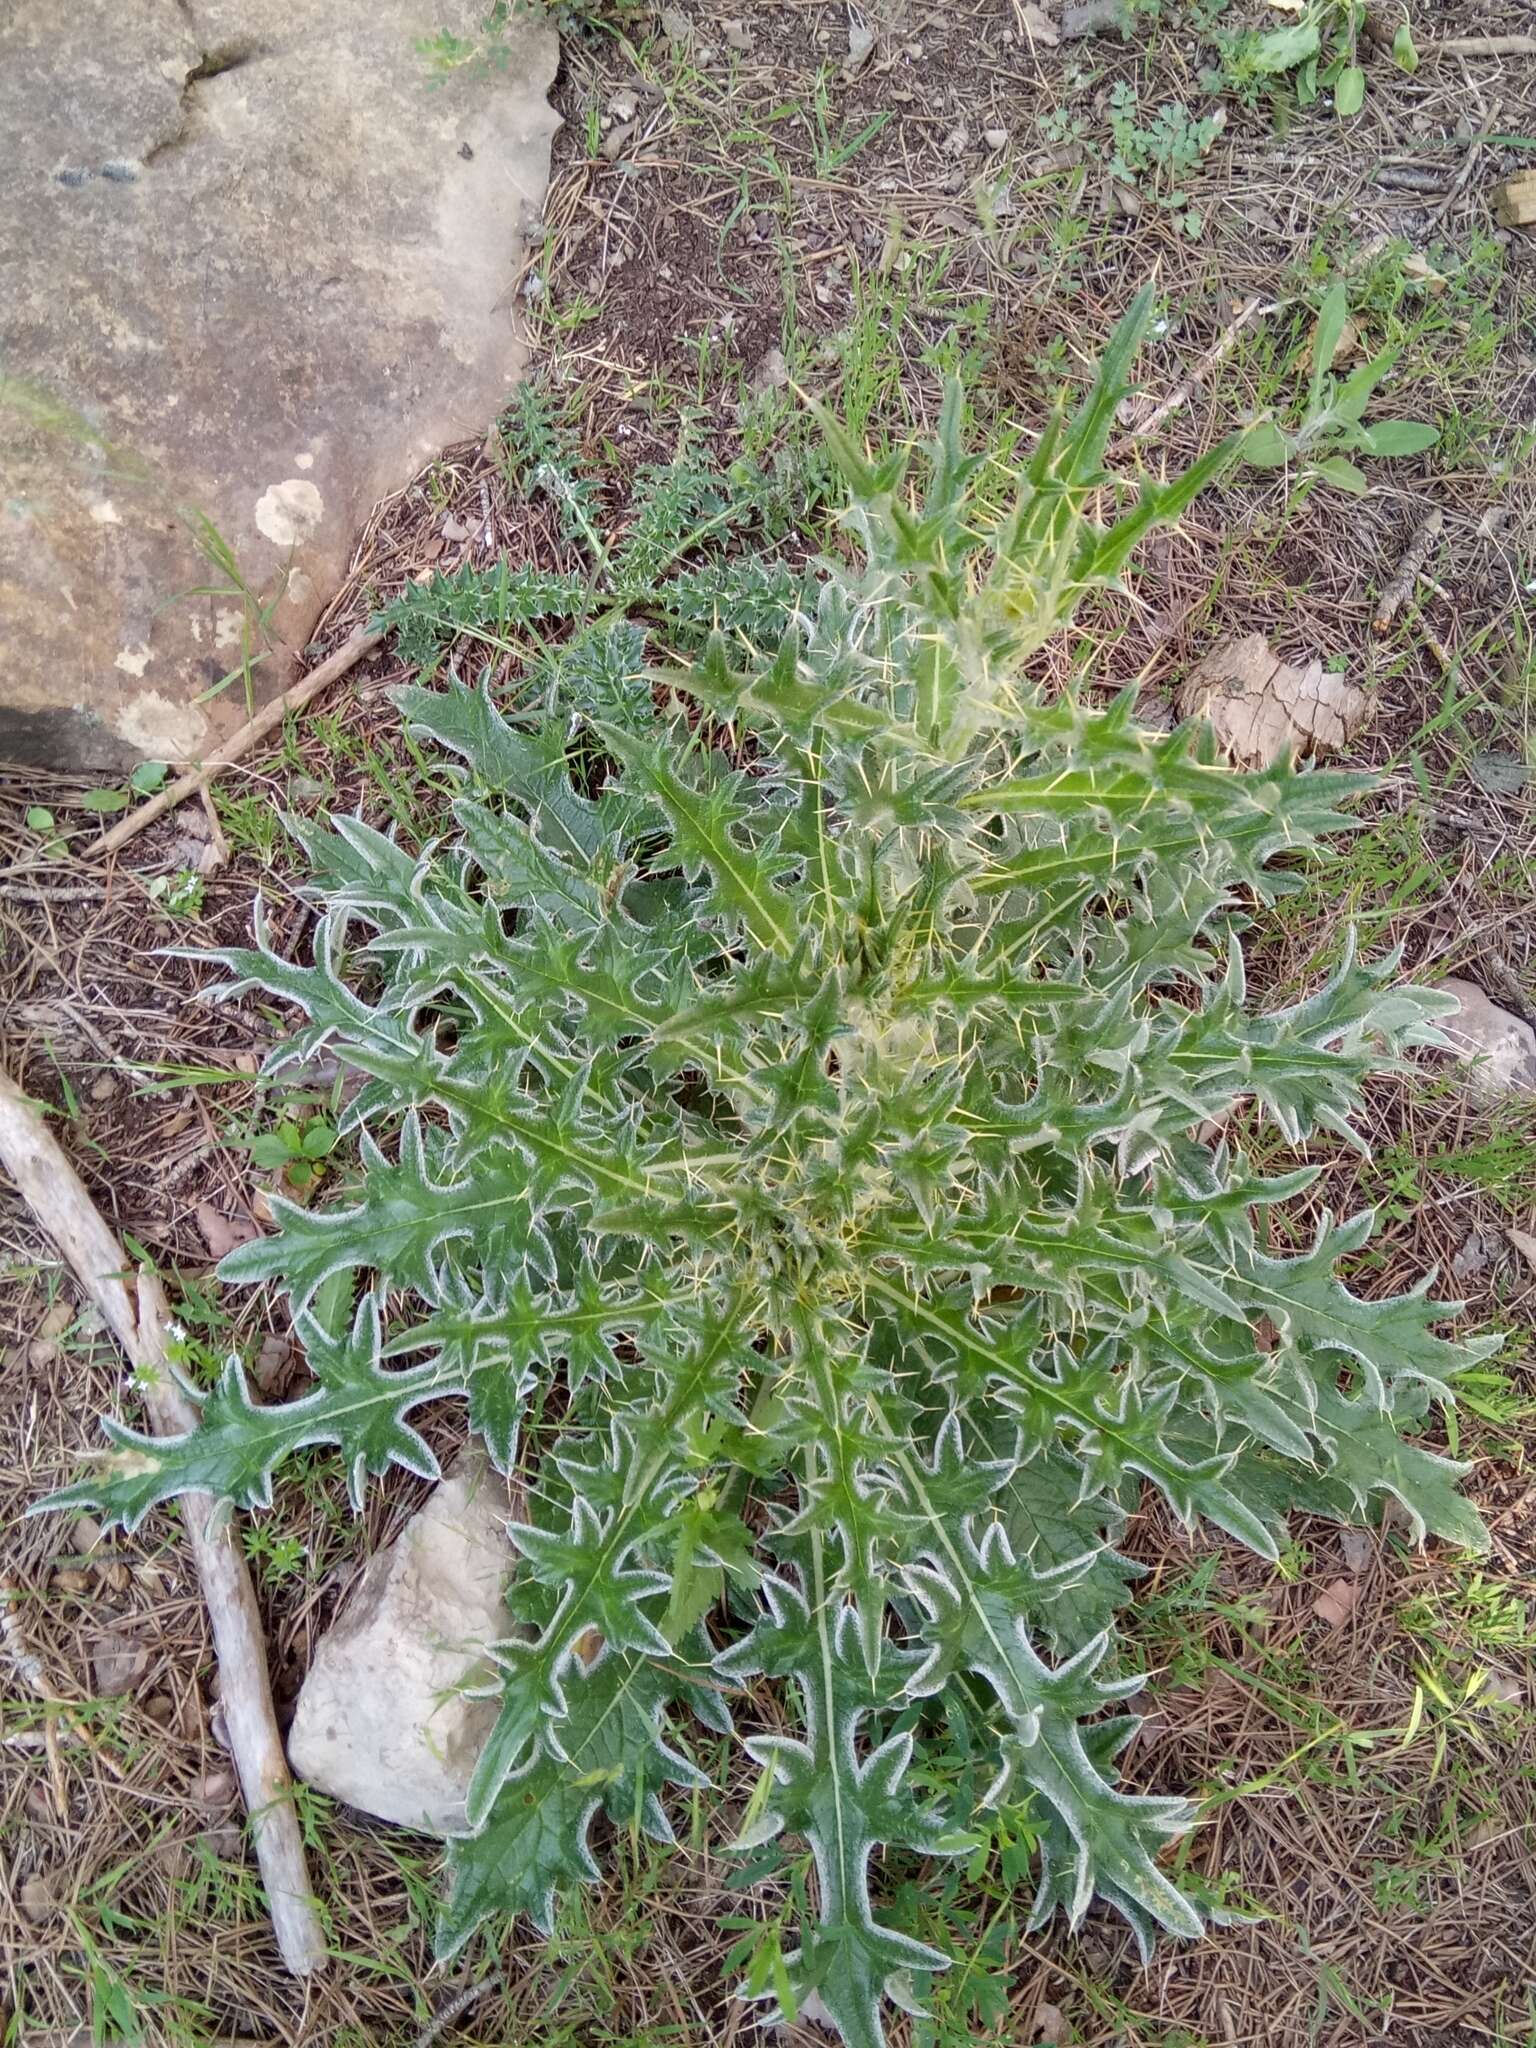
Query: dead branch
xmin=1372 ymin=509 xmax=1443 ymax=636
xmin=1427 ymin=34 xmax=1536 ymax=56
xmin=0 ymin=1069 xmax=327 ymax=1978
xmin=88 ymin=624 xmax=383 ymax=861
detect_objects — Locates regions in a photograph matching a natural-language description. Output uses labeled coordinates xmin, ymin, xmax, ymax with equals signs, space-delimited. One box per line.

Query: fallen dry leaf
xmin=750 ymin=345 xmax=789 ymax=395
xmin=1061 ymin=0 xmax=1125 ymax=36
xmin=1017 ymin=3 xmax=1061 ymax=45
xmin=1312 ymin=1577 xmax=1361 ymax=1628
xmin=1478 ymin=1671 xmax=1526 ymax=1710
xmin=252 ymin=1333 xmax=296 ymax=1397
xmin=1177 ymin=633 xmax=1366 ymax=767
xmin=601 ymin=117 xmax=637 ymax=162
xmin=1033 ymin=2003 xmax=1070 ymax=2045
xmin=194 ymin=1201 xmax=261 ymax=1261
xmin=1400 ymin=250 xmax=1448 ymax=294
xmin=91 ymin=1629 xmax=150 ymax=1695
xmin=37 ymin=1297 xmax=73 ymax=1341
xmin=1506 ymin=1225 xmax=1536 ymax=1272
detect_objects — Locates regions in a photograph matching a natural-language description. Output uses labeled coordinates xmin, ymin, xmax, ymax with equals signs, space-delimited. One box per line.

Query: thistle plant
xmin=51 ymin=293 xmax=1490 ymax=2046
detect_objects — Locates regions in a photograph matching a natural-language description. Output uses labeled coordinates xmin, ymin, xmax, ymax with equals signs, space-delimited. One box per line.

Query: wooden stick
xmin=1428 ymin=34 xmax=1536 ymax=56
xmin=0 ymin=1071 xmax=327 ymax=1977
xmin=89 ymin=625 xmax=383 ymax=861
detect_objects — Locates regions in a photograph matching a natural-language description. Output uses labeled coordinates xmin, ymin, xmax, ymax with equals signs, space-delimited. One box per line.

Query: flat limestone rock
xmin=287 ymin=1453 xmax=515 ymax=1834
xmin=0 ymin=1 xmax=558 ymax=768
xmin=1434 ymin=979 xmax=1536 ymax=1102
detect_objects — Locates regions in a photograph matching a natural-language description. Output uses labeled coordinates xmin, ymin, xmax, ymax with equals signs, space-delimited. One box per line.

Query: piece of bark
xmin=0 ymin=1070 xmax=326 ymax=1977
xmin=1492 ymin=172 xmax=1536 ymax=229
xmin=1372 ymin=508 xmax=1443 ymax=635
xmin=1177 ymin=634 xmax=1367 ymax=767
xmin=1313 ymin=1578 xmax=1361 ymax=1627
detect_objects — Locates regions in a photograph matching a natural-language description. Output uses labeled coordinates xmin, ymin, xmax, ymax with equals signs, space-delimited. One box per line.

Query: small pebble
xmin=197 ymin=1768 xmax=237 ymax=1805
xmin=38 ymin=1299 xmax=72 ymax=1341
xmin=983 ymin=126 xmax=1009 ymax=150
xmin=19 ymin=1875 xmax=56 ymax=1925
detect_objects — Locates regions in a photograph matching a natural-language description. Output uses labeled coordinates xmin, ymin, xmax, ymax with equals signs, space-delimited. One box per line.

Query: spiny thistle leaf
xmin=47 ymin=316 xmax=1487 ymax=2048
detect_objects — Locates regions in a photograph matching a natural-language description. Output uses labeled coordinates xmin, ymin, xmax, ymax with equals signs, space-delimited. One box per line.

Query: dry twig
xmin=409 ymin=1970 xmax=506 ymax=2048
xmin=88 ymin=625 xmax=382 ymax=861
xmin=1111 ymin=297 xmax=1269 ymax=454
xmin=0 ymin=1069 xmax=327 ymax=1977
xmin=1427 ymin=34 xmax=1536 ymax=57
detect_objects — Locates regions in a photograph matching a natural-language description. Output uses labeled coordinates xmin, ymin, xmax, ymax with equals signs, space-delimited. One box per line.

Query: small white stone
xmin=286 ymin=1453 xmax=515 ymax=1834
xmin=1435 ymin=979 xmax=1536 ymax=1101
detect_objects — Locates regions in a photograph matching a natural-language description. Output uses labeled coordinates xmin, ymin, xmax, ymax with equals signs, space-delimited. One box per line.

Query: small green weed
xmin=144 ymin=869 xmax=206 ymax=919
xmin=1105 ymin=84 xmax=1221 ymax=226
xmin=1040 ymin=92 xmax=1218 ymax=236
xmin=234 ymin=1094 xmax=340 ymax=1193
xmin=419 ymin=3 xmax=650 ymax=82
xmin=1206 ymin=0 xmax=1418 ymax=123
xmin=1242 ymin=282 xmax=1439 ymax=495
xmin=807 ymin=66 xmax=894 ymax=177
xmin=1401 ymin=1572 xmax=1536 ymax=1654
xmin=80 ymin=759 xmax=169 ymax=820
xmin=243 ymin=1519 xmax=309 ymax=1586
